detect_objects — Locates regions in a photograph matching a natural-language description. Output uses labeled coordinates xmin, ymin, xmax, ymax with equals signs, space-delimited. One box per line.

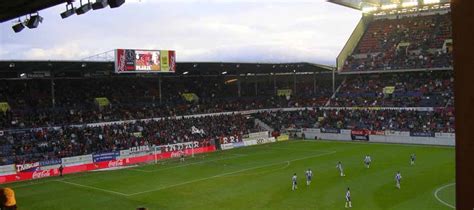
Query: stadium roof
xmin=0 ymin=60 xmax=334 ymax=79
xmin=328 ymin=0 xmax=450 ymax=12
xmin=0 ymin=0 xmax=66 ymax=23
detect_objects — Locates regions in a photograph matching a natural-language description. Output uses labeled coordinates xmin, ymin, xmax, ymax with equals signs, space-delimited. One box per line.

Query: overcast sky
xmin=0 ymin=0 xmax=360 ymax=65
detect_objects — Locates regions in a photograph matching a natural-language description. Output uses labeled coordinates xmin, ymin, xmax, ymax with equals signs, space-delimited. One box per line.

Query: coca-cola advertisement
xmin=32 ymin=170 xmax=53 ymax=179
xmin=0 ymin=145 xmax=216 ymax=184
xmin=107 ymin=159 xmax=125 ymax=168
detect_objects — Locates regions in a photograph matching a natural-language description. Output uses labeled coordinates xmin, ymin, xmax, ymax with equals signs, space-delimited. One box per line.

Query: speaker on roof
xmin=108 ymin=0 xmax=125 ymax=8
xmin=92 ymin=0 xmax=109 ymax=10
xmin=12 ymin=22 xmax=25 ymax=33
xmin=76 ymin=3 xmax=92 ymax=15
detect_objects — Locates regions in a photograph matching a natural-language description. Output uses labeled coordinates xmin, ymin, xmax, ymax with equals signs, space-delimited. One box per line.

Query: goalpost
xmin=153 ymin=143 xmax=196 ymax=164
xmin=153 ymin=145 xmax=162 ymax=165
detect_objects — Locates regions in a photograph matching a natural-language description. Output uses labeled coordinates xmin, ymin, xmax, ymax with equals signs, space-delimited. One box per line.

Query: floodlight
xmin=108 ymin=0 xmax=125 ymax=8
xmin=76 ymin=0 xmax=92 ymax=15
xmin=61 ymin=3 xmax=76 ymax=18
xmin=26 ymin=14 xmax=43 ymax=29
xmin=12 ymin=20 xmax=25 ymax=33
xmin=92 ymin=0 xmax=109 ymax=10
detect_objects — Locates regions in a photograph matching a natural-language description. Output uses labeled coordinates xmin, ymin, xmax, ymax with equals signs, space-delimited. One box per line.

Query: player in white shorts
xmin=364 ymin=155 xmax=372 ymax=168
xmin=336 ymin=161 xmax=345 ymax=176
xmin=179 ymin=149 xmax=186 ymax=162
xmin=292 ymin=173 xmax=298 ymax=191
xmin=345 ymin=187 xmax=352 ymax=208
xmin=410 ymin=154 xmax=416 ymax=165
xmin=305 ymin=169 xmax=313 ymax=186
xmin=395 ymin=171 xmax=402 ymax=189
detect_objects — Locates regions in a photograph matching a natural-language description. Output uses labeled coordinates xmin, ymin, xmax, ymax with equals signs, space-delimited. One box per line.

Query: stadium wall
xmin=302 ymin=128 xmax=455 ymax=146
xmin=220 ymin=131 xmax=277 ymax=150
xmin=0 ymin=144 xmax=216 ymax=184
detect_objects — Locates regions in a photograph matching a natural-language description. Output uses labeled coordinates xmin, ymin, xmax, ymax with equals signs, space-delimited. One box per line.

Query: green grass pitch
xmin=2 ymin=140 xmax=455 ymax=210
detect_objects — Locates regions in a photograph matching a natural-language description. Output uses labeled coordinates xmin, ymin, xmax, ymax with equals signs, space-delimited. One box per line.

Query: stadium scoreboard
xmin=115 ymin=49 xmax=176 ymax=73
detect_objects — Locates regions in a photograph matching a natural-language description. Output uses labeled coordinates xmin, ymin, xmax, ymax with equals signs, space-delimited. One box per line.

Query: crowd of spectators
xmin=254 ymin=108 xmax=455 ymax=134
xmin=0 ymin=62 xmax=456 ymax=167
xmin=331 ymin=71 xmax=453 ymax=107
xmin=0 ymin=77 xmax=334 ymax=129
xmin=0 ymin=114 xmax=258 ymax=165
xmin=0 ymin=70 xmax=456 ymax=165
xmin=343 ymin=12 xmax=452 ymax=71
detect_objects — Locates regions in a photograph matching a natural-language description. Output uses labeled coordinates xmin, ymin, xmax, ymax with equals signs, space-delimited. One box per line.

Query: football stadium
xmin=0 ymin=0 xmax=470 ymax=209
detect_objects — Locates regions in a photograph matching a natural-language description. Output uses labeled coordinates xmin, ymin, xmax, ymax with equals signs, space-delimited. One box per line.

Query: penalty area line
xmin=56 ymin=180 xmax=129 ymax=196
xmin=128 ymin=154 xmax=250 ymax=173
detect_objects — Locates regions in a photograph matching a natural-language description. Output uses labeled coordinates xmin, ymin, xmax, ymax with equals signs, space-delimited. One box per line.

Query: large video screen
xmin=115 ymin=49 xmax=176 ymax=73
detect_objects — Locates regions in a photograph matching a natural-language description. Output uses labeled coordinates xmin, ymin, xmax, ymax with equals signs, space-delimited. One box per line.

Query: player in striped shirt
xmin=345 ymin=187 xmax=352 ymax=208
xmin=364 ymin=155 xmax=372 ymax=168
xmin=336 ymin=161 xmax=345 ymax=177
xmin=305 ymin=169 xmax=313 ymax=186
xmin=292 ymin=173 xmax=298 ymax=191
xmin=395 ymin=171 xmax=402 ymax=189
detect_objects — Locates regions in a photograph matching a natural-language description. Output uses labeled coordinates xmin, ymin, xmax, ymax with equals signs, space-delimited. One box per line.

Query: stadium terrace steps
xmin=254 ymin=118 xmax=274 ymax=132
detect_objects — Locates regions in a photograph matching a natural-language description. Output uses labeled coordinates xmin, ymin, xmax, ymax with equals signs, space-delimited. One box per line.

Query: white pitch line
xmin=127 ymin=150 xmax=336 ymax=196
xmin=128 ymin=154 xmax=250 ymax=173
xmin=434 ymin=182 xmax=455 ymax=209
xmin=45 ymin=151 xmax=335 ymax=197
xmin=56 ymin=180 xmax=129 ymax=196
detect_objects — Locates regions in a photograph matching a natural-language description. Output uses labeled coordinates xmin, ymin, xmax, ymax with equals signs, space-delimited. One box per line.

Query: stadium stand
xmin=0 ymin=77 xmax=333 ymax=129
xmin=342 ymin=12 xmax=452 ymax=72
xmin=254 ymin=108 xmax=455 ymax=134
xmin=0 ymin=114 xmax=257 ymax=165
xmin=0 ymin=63 xmax=456 ymax=165
xmin=330 ymin=71 xmax=454 ymax=107
xmin=0 ymin=66 xmax=455 ymax=164
xmin=0 ymin=1 xmax=461 ymax=208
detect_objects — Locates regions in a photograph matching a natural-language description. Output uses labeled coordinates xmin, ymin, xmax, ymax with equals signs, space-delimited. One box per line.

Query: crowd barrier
xmin=303 ymin=128 xmax=455 ymax=146
xmin=0 ymin=143 xmax=216 ymax=184
xmin=220 ymin=131 xmax=277 ymax=150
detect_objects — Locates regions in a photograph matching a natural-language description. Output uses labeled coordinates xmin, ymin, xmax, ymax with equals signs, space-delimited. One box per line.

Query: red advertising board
xmin=351 ymin=130 xmax=370 ymax=136
xmin=370 ymin=130 xmax=385 ymax=135
xmin=0 ymin=145 xmax=216 ymax=184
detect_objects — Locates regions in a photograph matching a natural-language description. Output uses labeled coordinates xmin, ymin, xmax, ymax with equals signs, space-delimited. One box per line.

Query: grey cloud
xmin=0 ymin=0 xmax=360 ymax=65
